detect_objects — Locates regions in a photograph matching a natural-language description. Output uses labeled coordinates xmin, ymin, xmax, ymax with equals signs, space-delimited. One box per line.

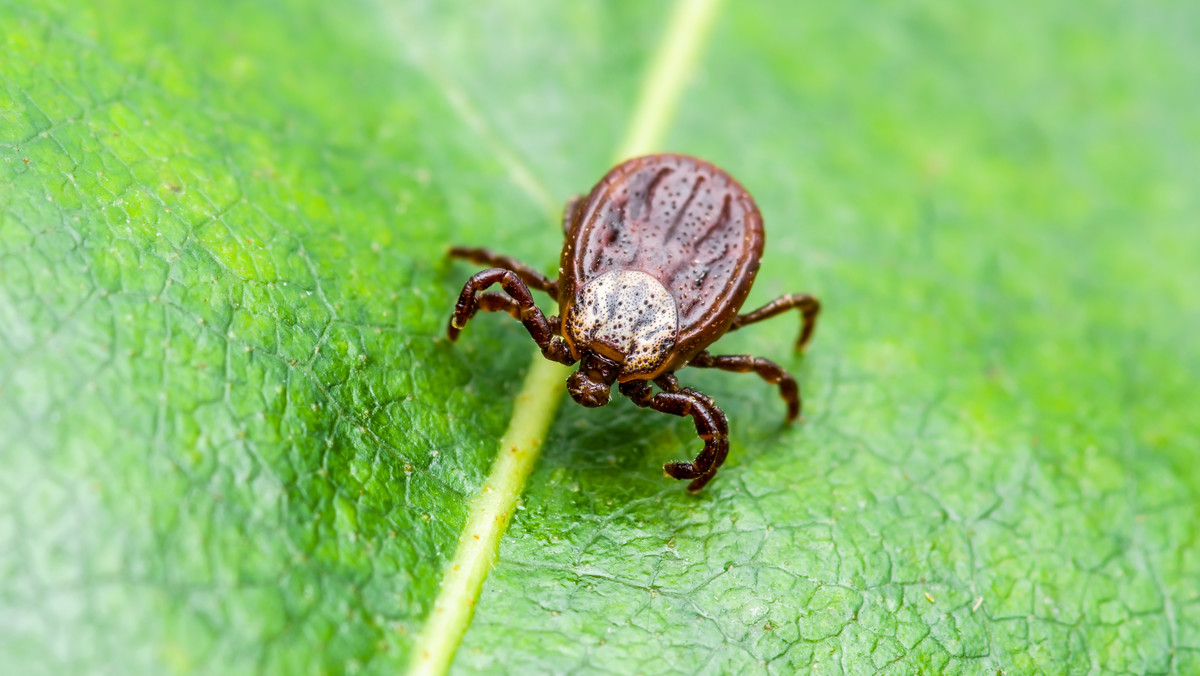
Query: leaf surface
xmin=2 ymin=1 xmax=1198 ymax=674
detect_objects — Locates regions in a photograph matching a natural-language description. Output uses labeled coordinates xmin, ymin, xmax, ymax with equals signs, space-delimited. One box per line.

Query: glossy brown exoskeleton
xmin=447 ymin=154 xmax=820 ymax=491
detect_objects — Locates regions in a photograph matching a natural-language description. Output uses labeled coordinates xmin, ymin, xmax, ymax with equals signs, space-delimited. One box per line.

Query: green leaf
xmin=3 ymin=1 xmax=1198 ymax=675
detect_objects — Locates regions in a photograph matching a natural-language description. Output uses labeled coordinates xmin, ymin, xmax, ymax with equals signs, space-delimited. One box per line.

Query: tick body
xmin=447 ymin=154 xmax=820 ymax=492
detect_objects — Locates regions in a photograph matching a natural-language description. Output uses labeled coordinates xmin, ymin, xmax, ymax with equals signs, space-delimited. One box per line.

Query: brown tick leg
xmin=562 ymin=194 xmax=583 ymax=234
xmin=465 ymin=294 xmax=566 ymax=341
xmin=689 ymin=351 xmax=801 ymax=423
xmin=475 ymin=292 xmax=520 ymax=319
xmin=475 ymin=293 xmax=562 ymax=333
xmin=620 ymin=378 xmax=730 ymax=493
xmin=447 ymin=247 xmax=559 ymax=298
xmin=448 ymin=268 xmax=574 ymax=365
xmin=730 ymin=294 xmax=821 ymax=351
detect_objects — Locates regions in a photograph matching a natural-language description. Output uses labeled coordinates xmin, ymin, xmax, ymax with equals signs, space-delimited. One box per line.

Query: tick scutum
xmin=564 ymin=269 xmax=678 ymax=378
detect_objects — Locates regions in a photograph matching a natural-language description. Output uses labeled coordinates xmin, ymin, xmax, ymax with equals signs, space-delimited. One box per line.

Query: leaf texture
xmin=1 ymin=1 xmax=1198 ymax=674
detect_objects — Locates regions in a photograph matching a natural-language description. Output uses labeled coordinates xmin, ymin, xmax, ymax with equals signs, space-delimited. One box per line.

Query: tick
xmin=446 ymin=153 xmax=820 ymax=492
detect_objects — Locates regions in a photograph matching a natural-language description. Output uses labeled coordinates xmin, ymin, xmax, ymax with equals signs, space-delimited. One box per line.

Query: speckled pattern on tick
xmin=446 ymin=154 xmax=820 ymax=492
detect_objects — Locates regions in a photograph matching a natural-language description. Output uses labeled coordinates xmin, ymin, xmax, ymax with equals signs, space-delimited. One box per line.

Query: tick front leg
xmin=730 ymin=294 xmax=821 ymax=351
xmin=472 ymin=292 xmax=562 ymax=333
xmin=447 ymin=268 xmax=574 ymax=365
xmin=620 ymin=377 xmax=730 ymax=493
xmin=448 ymin=247 xmax=559 ymax=298
xmin=690 ymin=351 xmax=801 ymax=423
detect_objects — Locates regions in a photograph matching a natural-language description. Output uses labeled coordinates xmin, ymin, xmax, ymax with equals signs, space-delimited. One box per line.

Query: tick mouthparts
xmin=567 ymin=370 xmax=611 ymax=407
xmin=567 ymin=352 xmax=621 ymax=408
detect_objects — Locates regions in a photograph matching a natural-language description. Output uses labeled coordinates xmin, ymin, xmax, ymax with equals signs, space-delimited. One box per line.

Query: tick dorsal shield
xmin=563 ymin=270 xmax=679 ymax=378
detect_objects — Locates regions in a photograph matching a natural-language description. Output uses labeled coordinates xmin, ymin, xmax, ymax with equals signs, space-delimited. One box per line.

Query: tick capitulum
xmin=446 ymin=153 xmax=821 ymax=492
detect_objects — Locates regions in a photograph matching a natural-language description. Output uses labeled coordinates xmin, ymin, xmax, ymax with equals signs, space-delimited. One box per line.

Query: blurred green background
xmin=2 ymin=0 xmax=1198 ymax=673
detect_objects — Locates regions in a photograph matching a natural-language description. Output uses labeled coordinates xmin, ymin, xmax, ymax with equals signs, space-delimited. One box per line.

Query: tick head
xmin=567 ymin=351 xmax=620 ymax=408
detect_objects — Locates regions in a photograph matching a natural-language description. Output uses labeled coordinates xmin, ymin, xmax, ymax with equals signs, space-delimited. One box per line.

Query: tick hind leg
xmin=562 ymin=194 xmax=583 ymax=234
xmin=448 ymin=247 xmax=559 ymax=298
xmin=730 ymin=294 xmax=821 ymax=351
xmin=690 ymin=351 xmax=801 ymax=423
xmin=620 ymin=375 xmax=729 ymax=493
xmin=447 ymin=268 xmax=573 ymax=365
